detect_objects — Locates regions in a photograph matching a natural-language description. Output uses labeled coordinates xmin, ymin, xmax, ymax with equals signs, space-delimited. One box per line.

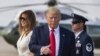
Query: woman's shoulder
xmin=29 ymin=30 xmax=33 ymax=35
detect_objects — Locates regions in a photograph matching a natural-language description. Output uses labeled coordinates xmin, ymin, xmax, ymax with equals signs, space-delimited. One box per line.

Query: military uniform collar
xmin=75 ymin=30 xmax=83 ymax=39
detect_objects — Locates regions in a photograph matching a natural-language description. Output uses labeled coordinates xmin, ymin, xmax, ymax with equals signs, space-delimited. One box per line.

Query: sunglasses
xmin=20 ymin=17 xmax=27 ymax=21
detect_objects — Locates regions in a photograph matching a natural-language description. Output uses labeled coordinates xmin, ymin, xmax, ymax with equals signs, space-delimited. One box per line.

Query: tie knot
xmin=51 ymin=28 xmax=55 ymax=32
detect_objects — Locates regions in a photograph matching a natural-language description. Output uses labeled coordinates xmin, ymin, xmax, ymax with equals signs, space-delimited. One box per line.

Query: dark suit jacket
xmin=29 ymin=24 xmax=76 ymax=56
xmin=78 ymin=31 xmax=94 ymax=56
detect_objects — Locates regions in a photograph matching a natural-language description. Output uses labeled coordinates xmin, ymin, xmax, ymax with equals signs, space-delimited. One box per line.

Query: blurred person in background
xmin=71 ymin=14 xmax=94 ymax=56
xmin=17 ymin=10 xmax=37 ymax=56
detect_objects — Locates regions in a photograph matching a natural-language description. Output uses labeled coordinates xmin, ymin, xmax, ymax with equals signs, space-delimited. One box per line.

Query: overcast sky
xmin=0 ymin=0 xmax=100 ymax=27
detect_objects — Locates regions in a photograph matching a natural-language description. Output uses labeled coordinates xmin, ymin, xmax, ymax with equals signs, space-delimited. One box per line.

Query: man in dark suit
xmin=29 ymin=7 xmax=76 ymax=56
xmin=71 ymin=14 xmax=94 ymax=56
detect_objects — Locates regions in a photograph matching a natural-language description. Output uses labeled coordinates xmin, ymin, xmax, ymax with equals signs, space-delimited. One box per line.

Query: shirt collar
xmin=49 ymin=25 xmax=59 ymax=33
xmin=75 ymin=30 xmax=83 ymax=38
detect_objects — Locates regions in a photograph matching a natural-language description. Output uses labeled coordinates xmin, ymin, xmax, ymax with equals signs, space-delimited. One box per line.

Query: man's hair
xmin=45 ymin=7 xmax=61 ymax=15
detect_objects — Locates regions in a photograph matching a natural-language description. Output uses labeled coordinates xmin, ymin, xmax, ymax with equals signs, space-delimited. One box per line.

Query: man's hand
xmin=40 ymin=45 xmax=51 ymax=55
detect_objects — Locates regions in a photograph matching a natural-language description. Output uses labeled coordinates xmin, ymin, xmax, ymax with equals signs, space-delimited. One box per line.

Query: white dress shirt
xmin=75 ymin=30 xmax=83 ymax=39
xmin=17 ymin=31 xmax=33 ymax=56
xmin=49 ymin=26 xmax=60 ymax=56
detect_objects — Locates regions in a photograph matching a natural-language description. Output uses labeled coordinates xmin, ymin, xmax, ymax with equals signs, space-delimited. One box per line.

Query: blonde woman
xmin=17 ymin=10 xmax=37 ymax=56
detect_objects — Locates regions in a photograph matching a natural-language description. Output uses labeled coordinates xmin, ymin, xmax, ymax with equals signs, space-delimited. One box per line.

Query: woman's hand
xmin=28 ymin=52 xmax=34 ymax=56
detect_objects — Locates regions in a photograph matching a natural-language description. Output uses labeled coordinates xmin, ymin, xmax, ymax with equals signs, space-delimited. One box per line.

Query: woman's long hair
xmin=83 ymin=25 xmax=87 ymax=32
xmin=18 ymin=10 xmax=37 ymax=36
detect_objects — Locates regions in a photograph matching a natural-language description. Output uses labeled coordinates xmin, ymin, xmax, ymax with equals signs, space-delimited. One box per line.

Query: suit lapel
xmin=43 ymin=24 xmax=50 ymax=45
xmin=58 ymin=27 xmax=65 ymax=56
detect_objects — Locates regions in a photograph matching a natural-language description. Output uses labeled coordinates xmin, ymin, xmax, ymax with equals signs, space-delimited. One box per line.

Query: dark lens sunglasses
xmin=20 ymin=17 xmax=26 ymax=20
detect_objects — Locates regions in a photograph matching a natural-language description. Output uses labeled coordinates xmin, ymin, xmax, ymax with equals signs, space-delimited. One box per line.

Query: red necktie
xmin=50 ymin=28 xmax=56 ymax=56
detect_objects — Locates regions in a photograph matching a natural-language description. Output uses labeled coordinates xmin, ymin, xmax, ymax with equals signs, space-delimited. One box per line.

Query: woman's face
xmin=20 ymin=14 xmax=28 ymax=27
xmin=72 ymin=22 xmax=84 ymax=32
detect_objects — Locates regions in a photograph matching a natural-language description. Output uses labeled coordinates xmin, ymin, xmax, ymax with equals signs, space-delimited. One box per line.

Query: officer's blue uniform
xmin=75 ymin=31 xmax=94 ymax=56
xmin=72 ymin=14 xmax=94 ymax=56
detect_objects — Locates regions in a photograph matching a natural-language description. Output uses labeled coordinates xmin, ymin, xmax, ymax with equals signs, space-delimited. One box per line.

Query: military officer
xmin=71 ymin=13 xmax=94 ymax=56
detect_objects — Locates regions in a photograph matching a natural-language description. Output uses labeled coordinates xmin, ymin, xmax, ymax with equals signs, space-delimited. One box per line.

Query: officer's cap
xmin=72 ymin=13 xmax=88 ymax=24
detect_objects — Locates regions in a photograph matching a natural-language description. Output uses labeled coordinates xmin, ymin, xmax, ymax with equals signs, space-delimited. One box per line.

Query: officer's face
xmin=72 ymin=22 xmax=84 ymax=32
xmin=46 ymin=10 xmax=60 ymax=29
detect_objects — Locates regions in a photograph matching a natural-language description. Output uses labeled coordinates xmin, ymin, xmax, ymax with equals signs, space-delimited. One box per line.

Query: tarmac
xmin=0 ymin=36 xmax=100 ymax=56
xmin=0 ymin=36 xmax=18 ymax=56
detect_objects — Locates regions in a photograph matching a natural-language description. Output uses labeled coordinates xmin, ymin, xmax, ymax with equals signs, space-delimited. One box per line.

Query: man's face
xmin=46 ymin=10 xmax=60 ymax=28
